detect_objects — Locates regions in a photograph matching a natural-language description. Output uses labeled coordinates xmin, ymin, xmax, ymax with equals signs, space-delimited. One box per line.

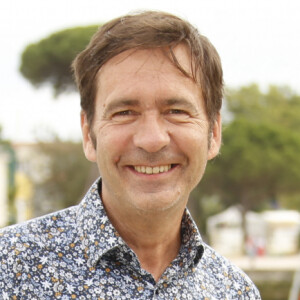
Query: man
xmin=0 ymin=11 xmax=261 ymax=299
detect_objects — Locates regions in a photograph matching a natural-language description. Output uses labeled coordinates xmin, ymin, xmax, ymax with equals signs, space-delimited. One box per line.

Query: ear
xmin=81 ymin=111 xmax=97 ymax=162
xmin=208 ymin=113 xmax=222 ymax=160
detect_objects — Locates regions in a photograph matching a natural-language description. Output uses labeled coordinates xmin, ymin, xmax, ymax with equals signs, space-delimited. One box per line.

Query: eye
xmin=111 ymin=110 xmax=139 ymax=122
xmin=113 ymin=110 xmax=135 ymax=117
xmin=164 ymin=108 xmax=191 ymax=123
xmin=169 ymin=109 xmax=187 ymax=114
xmin=166 ymin=109 xmax=190 ymax=116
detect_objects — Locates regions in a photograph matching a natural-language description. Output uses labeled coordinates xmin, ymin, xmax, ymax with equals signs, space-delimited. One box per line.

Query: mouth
xmin=133 ymin=164 xmax=175 ymax=175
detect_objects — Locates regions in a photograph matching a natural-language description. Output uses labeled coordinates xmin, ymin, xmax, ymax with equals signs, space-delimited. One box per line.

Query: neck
xmin=102 ymin=197 xmax=185 ymax=282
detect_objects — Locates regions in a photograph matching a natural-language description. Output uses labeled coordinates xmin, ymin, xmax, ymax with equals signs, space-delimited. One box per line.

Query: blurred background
xmin=1 ymin=1 xmax=300 ymax=299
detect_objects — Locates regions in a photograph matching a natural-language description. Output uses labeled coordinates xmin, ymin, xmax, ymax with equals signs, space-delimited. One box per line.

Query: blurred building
xmin=263 ymin=211 xmax=300 ymax=255
xmin=0 ymin=144 xmax=16 ymax=227
xmin=12 ymin=143 xmax=50 ymax=224
xmin=0 ymin=149 xmax=10 ymax=227
xmin=207 ymin=206 xmax=245 ymax=256
xmin=207 ymin=206 xmax=300 ymax=257
xmin=14 ymin=171 xmax=34 ymax=223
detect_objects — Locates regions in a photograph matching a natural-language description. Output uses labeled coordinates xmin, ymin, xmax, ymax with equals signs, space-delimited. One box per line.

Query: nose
xmin=133 ymin=114 xmax=170 ymax=153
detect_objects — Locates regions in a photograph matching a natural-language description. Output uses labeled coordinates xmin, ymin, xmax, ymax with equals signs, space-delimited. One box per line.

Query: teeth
xmin=153 ymin=167 xmax=159 ymax=174
xmin=134 ymin=165 xmax=172 ymax=174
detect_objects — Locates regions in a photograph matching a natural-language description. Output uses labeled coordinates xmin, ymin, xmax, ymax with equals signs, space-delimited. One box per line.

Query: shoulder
xmin=0 ymin=206 xmax=79 ymax=295
xmin=199 ymin=243 xmax=261 ymax=299
xmin=1 ymin=205 xmax=78 ymax=246
xmin=0 ymin=205 xmax=78 ymax=267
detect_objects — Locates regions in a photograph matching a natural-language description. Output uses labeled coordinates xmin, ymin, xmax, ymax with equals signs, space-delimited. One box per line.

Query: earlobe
xmin=208 ymin=114 xmax=222 ymax=160
xmin=81 ymin=112 xmax=97 ymax=162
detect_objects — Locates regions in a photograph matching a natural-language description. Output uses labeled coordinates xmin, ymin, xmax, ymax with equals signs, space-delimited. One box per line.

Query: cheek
xmin=173 ymin=126 xmax=209 ymax=155
xmin=96 ymin=127 xmax=131 ymax=164
xmin=176 ymin=129 xmax=209 ymax=179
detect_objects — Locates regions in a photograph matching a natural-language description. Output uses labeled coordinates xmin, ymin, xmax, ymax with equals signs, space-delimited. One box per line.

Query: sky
xmin=1 ymin=0 xmax=300 ymax=143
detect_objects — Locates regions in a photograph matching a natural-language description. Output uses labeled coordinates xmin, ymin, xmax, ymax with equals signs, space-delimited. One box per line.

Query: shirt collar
xmin=179 ymin=209 xmax=204 ymax=268
xmin=76 ymin=178 xmax=125 ymax=268
xmin=76 ymin=178 xmax=204 ymax=268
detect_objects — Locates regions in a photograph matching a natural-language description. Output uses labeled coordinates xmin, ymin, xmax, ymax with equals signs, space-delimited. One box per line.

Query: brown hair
xmin=72 ymin=11 xmax=223 ymax=128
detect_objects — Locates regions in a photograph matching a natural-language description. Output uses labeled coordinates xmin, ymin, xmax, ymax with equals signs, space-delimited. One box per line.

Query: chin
xmin=129 ymin=192 xmax=185 ymax=214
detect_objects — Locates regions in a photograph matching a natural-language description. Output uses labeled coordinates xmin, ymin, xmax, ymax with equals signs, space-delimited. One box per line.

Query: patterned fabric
xmin=0 ymin=179 xmax=261 ymax=299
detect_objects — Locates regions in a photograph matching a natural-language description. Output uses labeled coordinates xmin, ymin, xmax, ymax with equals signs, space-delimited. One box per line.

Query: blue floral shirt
xmin=0 ymin=179 xmax=260 ymax=299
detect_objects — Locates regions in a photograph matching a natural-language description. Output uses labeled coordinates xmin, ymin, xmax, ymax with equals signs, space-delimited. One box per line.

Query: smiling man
xmin=0 ymin=11 xmax=261 ymax=299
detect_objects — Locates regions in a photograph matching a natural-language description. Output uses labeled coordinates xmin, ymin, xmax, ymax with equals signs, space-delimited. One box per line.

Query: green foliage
xmin=250 ymin=271 xmax=293 ymax=300
xmin=279 ymin=193 xmax=300 ymax=210
xmin=20 ymin=25 xmax=99 ymax=96
xmin=188 ymin=192 xmax=225 ymax=237
xmin=200 ymin=119 xmax=300 ymax=211
xmin=226 ymin=84 xmax=300 ymax=129
xmin=0 ymin=126 xmax=10 ymax=147
xmin=191 ymin=84 xmax=300 ymax=218
xmin=37 ymin=139 xmax=97 ymax=211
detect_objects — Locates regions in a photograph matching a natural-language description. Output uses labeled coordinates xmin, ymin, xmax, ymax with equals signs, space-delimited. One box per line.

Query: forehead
xmin=97 ymin=45 xmax=193 ymax=82
xmin=94 ymin=45 xmax=205 ymax=115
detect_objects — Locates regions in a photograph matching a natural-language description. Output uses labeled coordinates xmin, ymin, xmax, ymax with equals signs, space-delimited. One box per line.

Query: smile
xmin=134 ymin=165 xmax=172 ymax=174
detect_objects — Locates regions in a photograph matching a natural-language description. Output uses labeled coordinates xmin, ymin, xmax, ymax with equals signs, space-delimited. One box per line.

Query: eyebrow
xmin=102 ymin=99 xmax=140 ymax=117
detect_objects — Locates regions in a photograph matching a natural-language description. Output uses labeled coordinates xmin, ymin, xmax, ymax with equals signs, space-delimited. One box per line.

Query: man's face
xmin=82 ymin=45 xmax=221 ymax=214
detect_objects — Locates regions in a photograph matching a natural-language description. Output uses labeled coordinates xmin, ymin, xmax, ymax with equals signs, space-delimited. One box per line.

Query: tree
xmin=200 ymin=119 xmax=300 ymax=210
xmin=19 ymin=26 xmax=101 ymax=216
xmin=226 ymin=84 xmax=300 ymax=130
xmin=35 ymin=139 xmax=98 ymax=215
xmin=224 ymin=84 xmax=300 ymax=207
xmin=190 ymin=85 xmax=300 ymax=236
xmin=20 ymin=25 xmax=99 ymax=96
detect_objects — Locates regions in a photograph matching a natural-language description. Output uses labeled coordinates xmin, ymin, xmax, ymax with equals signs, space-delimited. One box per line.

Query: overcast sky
xmin=1 ymin=0 xmax=299 ymax=143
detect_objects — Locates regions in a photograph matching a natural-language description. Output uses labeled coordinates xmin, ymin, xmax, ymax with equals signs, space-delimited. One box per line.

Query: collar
xmin=76 ymin=178 xmax=125 ymax=268
xmin=178 ymin=209 xmax=204 ymax=268
xmin=76 ymin=178 xmax=204 ymax=268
